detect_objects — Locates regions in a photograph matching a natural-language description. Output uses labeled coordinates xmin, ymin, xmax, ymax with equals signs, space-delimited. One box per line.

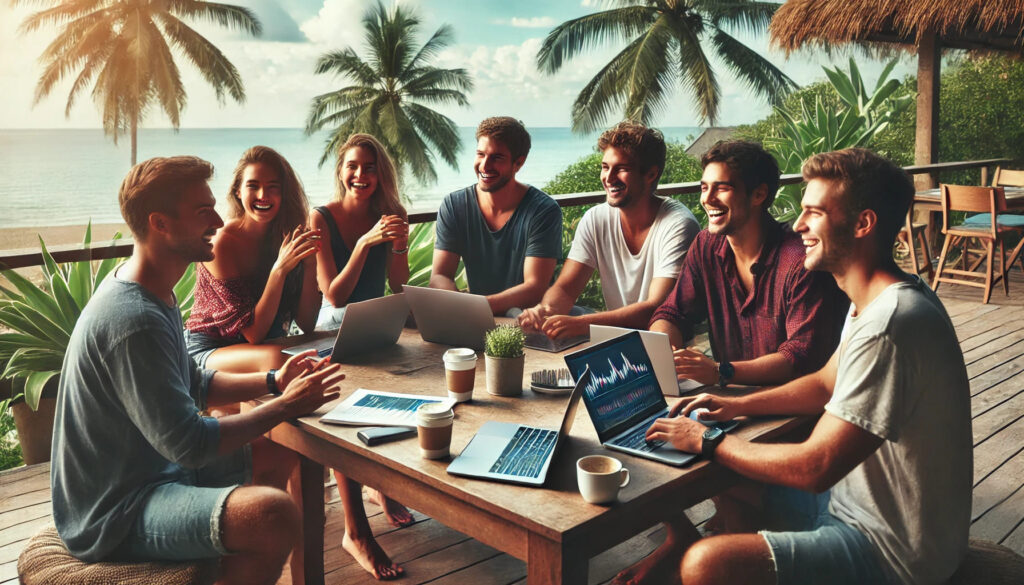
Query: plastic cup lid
xmin=443 ymin=348 xmax=477 ymax=362
xmin=417 ymin=402 xmax=454 ymax=420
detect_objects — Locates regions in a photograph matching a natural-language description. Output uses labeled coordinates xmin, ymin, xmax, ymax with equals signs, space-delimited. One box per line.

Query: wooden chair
xmin=932 ymin=184 xmax=1024 ymax=303
xmin=993 ymin=166 xmax=1024 ymax=188
xmin=899 ymin=192 xmax=934 ymax=279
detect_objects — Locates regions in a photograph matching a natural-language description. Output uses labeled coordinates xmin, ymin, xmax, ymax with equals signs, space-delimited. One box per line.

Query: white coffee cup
xmin=416 ymin=403 xmax=455 ymax=459
xmin=577 ymin=455 xmax=630 ymax=504
xmin=443 ymin=348 xmax=477 ymax=403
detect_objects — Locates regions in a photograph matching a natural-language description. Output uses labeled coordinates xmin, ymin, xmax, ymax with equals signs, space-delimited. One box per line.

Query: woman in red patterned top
xmin=184 ymin=145 xmax=321 ymax=372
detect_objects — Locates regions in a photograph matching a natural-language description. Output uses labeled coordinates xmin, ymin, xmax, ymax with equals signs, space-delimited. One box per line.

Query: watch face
xmin=719 ymin=361 xmax=735 ymax=380
xmin=703 ymin=427 xmax=725 ymax=441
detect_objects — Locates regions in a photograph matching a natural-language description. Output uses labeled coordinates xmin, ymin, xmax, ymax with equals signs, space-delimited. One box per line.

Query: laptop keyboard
xmin=609 ymin=421 xmax=664 ymax=452
xmin=489 ymin=427 xmax=557 ymax=478
xmin=316 ymin=347 xmax=332 ymax=357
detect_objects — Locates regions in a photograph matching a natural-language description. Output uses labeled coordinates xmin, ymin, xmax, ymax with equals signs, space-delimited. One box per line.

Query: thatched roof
xmin=770 ymin=0 xmax=1024 ymax=54
xmin=685 ymin=127 xmax=737 ymax=157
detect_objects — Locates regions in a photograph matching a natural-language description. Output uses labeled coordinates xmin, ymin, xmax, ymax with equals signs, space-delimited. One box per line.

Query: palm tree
xmin=17 ymin=0 xmax=261 ymax=165
xmin=537 ymin=0 xmax=797 ymax=132
xmin=305 ymin=1 xmax=473 ymax=185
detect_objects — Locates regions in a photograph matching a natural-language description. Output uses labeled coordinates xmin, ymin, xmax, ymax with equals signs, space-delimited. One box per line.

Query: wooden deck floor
xmin=2 ymin=283 xmax=1023 ymax=584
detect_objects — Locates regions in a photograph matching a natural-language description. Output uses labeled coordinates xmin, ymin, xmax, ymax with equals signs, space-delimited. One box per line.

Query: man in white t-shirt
xmin=643 ymin=148 xmax=971 ymax=585
xmin=518 ymin=121 xmax=699 ymax=338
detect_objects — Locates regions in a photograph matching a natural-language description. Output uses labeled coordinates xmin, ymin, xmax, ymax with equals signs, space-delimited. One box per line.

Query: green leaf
xmin=23 ymin=371 xmax=58 ymax=411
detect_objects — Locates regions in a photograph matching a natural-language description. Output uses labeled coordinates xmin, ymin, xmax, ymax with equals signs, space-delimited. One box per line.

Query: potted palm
xmin=484 ymin=324 xmax=525 ymax=397
xmin=0 ymin=226 xmax=196 ymax=464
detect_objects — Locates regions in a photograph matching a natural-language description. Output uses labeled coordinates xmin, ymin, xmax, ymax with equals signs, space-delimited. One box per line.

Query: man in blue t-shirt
xmin=430 ymin=116 xmax=562 ymax=315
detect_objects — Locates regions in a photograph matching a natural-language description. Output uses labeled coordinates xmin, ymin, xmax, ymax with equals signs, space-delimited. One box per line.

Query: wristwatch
xmin=702 ymin=426 xmax=726 ymax=460
xmin=717 ymin=360 xmax=735 ymax=387
xmin=266 ymin=369 xmax=282 ymax=396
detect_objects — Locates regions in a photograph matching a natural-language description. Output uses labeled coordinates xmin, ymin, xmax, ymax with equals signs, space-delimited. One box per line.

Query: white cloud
xmin=493 ymin=17 xmax=556 ymax=28
xmin=299 ymin=0 xmax=367 ymax=47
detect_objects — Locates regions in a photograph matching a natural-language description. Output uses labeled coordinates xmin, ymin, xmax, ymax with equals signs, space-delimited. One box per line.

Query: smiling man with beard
xmin=518 ymin=121 xmax=700 ymax=339
xmin=430 ymin=117 xmax=563 ymax=315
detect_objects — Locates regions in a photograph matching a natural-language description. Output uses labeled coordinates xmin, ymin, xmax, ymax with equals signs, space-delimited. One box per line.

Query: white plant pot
xmin=485 ymin=354 xmax=524 ymax=397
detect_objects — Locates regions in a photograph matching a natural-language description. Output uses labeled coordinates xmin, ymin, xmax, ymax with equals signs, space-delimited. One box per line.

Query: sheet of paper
xmin=320 ymin=388 xmax=456 ymax=426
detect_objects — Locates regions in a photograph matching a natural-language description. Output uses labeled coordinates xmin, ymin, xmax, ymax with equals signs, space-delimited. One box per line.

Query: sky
xmin=0 ymin=0 xmax=916 ymax=130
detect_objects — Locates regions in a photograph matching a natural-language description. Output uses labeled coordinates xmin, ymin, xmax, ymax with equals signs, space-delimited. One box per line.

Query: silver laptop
xmin=447 ymin=368 xmax=589 ymax=486
xmin=590 ymin=325 xmax=704 ymax=396
xmin=403 ymin=285 xmax=496 ymax=350
xmin=281 ymin=293 xmax=408 ymax=362
xmin=563 ymin=331 xmax=700 ymax=466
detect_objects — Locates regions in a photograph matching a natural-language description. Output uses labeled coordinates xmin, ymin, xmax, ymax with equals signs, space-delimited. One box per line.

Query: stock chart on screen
xmin=565 ymin=332 xmax=664 ymax=436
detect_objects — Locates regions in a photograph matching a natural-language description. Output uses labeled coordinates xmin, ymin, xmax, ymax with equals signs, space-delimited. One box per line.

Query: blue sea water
xmin=0 ymin=126 xmax=701 ymax=229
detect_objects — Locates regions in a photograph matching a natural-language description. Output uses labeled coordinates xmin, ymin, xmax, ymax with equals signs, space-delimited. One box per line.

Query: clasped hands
xmin=359 ymin=214 xmax=408 ymax=250
xmin=516 ymin=305 xmax=587 ymax=339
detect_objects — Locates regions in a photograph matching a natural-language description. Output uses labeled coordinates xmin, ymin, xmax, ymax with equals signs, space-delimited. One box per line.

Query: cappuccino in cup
xmin=577 ymin=455 xmax=630 ymax=504
xmin=416 ymin=403 xmax=455 ymax=459
xmin=443 ymin=348 xmax=477 ymax=403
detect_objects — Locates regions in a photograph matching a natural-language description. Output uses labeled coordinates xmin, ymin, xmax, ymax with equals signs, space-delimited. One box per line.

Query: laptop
xmin=523 ymin=330 xmax=589 ymax=353
xmin=590 ymin=325 xmax=704 ymax=396
xmin=447 ymin=368 xmax=590 ymax=486
xmin=281 ymin=293 xmax=408 ymax=362
xmin=403 ymin=285 xmax=495 ymax=350
xmin=564 ymin=331 xmax=733 ymax=467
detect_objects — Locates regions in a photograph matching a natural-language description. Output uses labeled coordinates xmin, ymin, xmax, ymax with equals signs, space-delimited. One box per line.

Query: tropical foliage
xmin=16 ymin=0 xmax=261 ymax=164
xmin=764 ymin=59 xmax=911 ymax=220
xmin=0 ymin=226 xmax=196 ymax=412
xmin=401 ymin=222 xmax=466 ymax=290
xmin=536 ymin=0 xmax=796 ymax=132
xmin=305 ymin=0 xmax=473 ymax=185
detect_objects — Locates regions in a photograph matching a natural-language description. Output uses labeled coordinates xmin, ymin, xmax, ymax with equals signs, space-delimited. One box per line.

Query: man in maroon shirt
xmin=613 ymin=141 xmax=848 ymax=585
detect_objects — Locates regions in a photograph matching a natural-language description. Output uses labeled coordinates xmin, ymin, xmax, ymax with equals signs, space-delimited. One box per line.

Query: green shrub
xmin=484 ymin=324 xmax=525 ymax=358
xmin=0 ymin=409 xmax=23 ymax=471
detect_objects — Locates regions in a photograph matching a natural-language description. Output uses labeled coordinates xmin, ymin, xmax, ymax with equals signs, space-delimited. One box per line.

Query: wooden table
xmin=259 ymin=330 xmax=809 ymax=585
xmin=913 ymin=186 xmax=1024 ymax=213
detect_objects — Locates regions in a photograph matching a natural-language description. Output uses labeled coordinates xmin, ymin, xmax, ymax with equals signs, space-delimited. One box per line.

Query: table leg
xmin=290 ymin=455 xmax=325 ymax=585
xmin=527 ymin=532 xmax=587 ymax=585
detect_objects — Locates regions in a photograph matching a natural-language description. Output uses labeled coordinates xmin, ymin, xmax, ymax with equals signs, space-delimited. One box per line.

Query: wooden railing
xmin=1 ymin=158 xmax=1009 ymax=270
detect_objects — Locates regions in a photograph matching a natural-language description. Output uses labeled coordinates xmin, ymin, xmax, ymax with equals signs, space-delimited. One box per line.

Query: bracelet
xmin=391 ymin=247 xmax=409 ymax=255
xmin=266 ymin=369 xmax=282 ymax=396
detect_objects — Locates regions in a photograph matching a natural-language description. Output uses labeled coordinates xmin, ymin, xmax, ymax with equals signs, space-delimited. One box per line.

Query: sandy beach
xmin=0 ymin=223 xmax=129 ymax=255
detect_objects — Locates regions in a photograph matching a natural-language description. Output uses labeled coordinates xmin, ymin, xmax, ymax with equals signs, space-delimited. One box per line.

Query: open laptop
xmin=281 ymin=293 xmax=408 ymax=362
xmin=590 ymin=325 xmax=704 ymax=396
xmin=447 ymin=368 xmax=590 ymax=486
xmin=523 ymin=330 xmax=589 ymax=353
xmin=563 ymin=331 xmax=734 ymax=467
xmin=403 ymin=285 xmax=495 ymax=350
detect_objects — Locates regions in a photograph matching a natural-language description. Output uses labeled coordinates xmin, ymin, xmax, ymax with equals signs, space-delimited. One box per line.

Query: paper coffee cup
xmin=443 ymin=348 xmax=477 ymax=403
xmin=416 ymin=403 xmax=455 ymax=459
xmin=577 ymin=455 xmax=630 ymax=504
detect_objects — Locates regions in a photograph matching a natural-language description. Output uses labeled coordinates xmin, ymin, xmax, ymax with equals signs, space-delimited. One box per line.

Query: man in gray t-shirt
xmin=634 ymin=149 xmax=971 ymax=585
xmin=51 ymin=157 xmax=351 ymax=584
xmin=430 ymin=117 xmax=562 ymax=315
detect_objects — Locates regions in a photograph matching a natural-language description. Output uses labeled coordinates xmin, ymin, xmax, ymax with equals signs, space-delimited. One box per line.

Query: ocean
xmin=0 ymin=126 xmax=701 ymax=229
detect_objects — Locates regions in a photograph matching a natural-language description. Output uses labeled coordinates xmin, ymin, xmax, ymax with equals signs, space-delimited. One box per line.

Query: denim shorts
xmin=760 ymin=486 xmax=894 ymax=585
xmin=183 ymin=329 xmax=239 ymax=368
xmin=112 ymin=446 xmax=252 ymax=561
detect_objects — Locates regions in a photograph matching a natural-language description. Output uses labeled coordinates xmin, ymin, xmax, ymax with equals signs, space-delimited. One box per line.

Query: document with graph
xmin=320 ymin=389 xmax=456 ymax=426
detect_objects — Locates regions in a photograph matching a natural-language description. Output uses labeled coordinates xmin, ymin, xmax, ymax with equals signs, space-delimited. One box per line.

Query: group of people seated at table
xmin=50 ymin=113 xmax=971 ymax=585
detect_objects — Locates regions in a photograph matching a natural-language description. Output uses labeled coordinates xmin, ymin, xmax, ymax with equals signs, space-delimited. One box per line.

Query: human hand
xmin=541 ymin=315 xmax=588 ymax=340
xmin=273 ymin=226 xmax=321 ymax=274
xmin=517 ymin=305 xmax=550 ymax=330
xmin=670 ymin=393 xmax=739 ymax=422
xmin=645 ymin=414 xmax=705 ymax=453
xmin=358 ymin=215 xmax=408 ymax=249
xmin=673 ymin=347 xmax=718 ymax=386
xmin=278 ymin=356 xmax=345 ymax=417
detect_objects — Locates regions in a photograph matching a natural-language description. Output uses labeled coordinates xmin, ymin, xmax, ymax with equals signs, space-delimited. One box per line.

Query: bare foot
xmin=367 ymin=487 xmax=415 ymax=528
xmin=611 ymin=537 xmax=684 ymax=585
xmin=341 ymin=531 xmax=404 ymax=581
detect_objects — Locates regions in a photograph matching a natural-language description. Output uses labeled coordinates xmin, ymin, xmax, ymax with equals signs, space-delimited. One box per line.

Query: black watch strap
xmin=701 ymin=427 xmax=725 ymax=460
xmin=266 ymin=369 xmax=282 ymax=396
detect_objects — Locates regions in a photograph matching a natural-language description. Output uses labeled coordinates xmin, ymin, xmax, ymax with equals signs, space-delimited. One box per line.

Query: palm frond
xmin=537 ymin=6 xmax=657 ymax=74
xmin=674 ymin=18 xmax=720 ymax=124
xmin=314 ymin=49 xmax=380 ymax=86
xmin=710 ymin=28 xmax=796 ymax=105
xmin=404 ymin=24 xmax=455 ymax=72
xmin=16 ymin=0 xmax=106 ymax=33
xmin=403 ymin=102 xmax=461 ymax=169
xmin=157 ymin=14 xmax=245 ymax=103
xmin=695 ymin=0 xmax=778 ymax=35
xmin=401 ymin=68 xmax=473 ymax=102
xmin=166 ymin=0 xmax=262 ymax=37
xmin=619 ymin=17 xmax=675 ymax=125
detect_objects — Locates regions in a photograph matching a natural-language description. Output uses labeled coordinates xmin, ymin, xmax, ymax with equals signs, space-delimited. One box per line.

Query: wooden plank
xmin=0 ymin=502 xmax=49 ymax=531
xmin=971 ymin=457 xmax=1024 ymax=542
xmin=949 ymin=304 xmax=1000 ymax=329
xmin=968 ymin=354 xmax=1024 ymax=398
xmin=970 ymin=372 xmax=1024 ymax=425
xmin=326 ymin=537 xmax=499 ymax=585
xmin=962 ymin=324 xmax=1024 ymax=363
xmin=967 ymin=339 xmax=1024 ymax=380
xmin=953 ymin=306 xmax=1023 ymax=342
xmin=973 ymin=389 xmax=1024 ymax=446
xmin=973 ymin=418 xmax=1024 ymax=485
xmin=0 ymin=465 xmax=48 ymax=488
xmin=428 ymin=553 xmax=525 ymax=585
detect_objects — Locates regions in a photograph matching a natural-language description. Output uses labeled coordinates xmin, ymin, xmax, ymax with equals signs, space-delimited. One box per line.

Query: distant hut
xmin=770 ymin=0 xmax=1024 ymax=187
xmin=685 ymin=127 xmax=737 ymax=157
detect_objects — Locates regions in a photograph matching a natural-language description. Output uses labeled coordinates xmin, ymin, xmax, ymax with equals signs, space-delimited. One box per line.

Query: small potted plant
xmin=483 ymin=324 xmax=525 ymax=396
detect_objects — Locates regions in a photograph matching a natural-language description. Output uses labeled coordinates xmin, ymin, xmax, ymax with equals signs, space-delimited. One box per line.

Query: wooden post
xmin=915 ymin=31 xmax=941 ymax=191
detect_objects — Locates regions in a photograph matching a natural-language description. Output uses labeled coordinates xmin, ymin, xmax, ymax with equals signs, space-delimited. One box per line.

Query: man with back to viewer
xmin=645 ymin=148 xmax=972 ymax=585
xmin=50 ymin=156 xmax=357 ymax=585
xmin=613 ymin=140 xmax=849 ymax=585
xmin=430 ymin=116 xmax=563 ymax=315
xmin=517 ymin=121 xmax=700 ymax=338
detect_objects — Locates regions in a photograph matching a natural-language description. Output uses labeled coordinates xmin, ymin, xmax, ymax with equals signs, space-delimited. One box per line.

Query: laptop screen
xmin=563 ymin=331 xmax=667 ymax=442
